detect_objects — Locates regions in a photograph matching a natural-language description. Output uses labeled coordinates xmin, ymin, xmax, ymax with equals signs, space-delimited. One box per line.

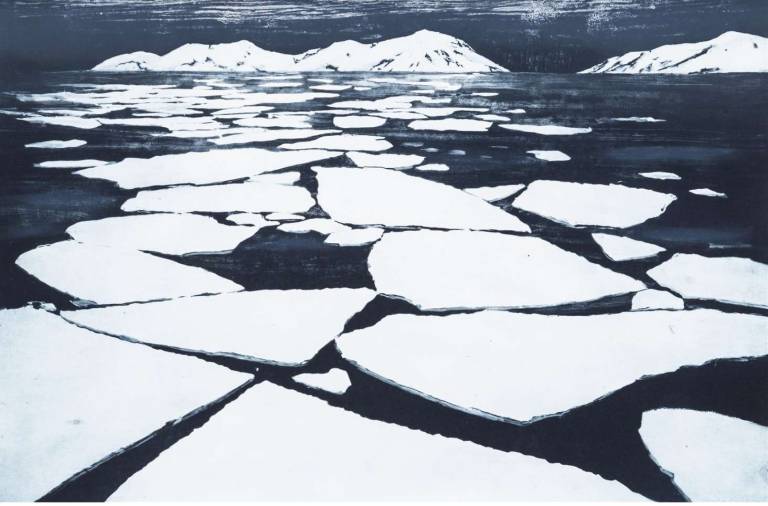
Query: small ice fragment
xmin=25 ymin=139 xmax=87 ymax=149
xmin=293 ymin=369 xmax=352 ymax=394
xmin=278 ymin=218 xmax=351 ymax=235
xmin=690 ymin=188 xmax=727 ymax=198
xmin=501 ymin=124 xmax=591 ymax=135
xmin=36 ymin=159 xmax=108 ymax=169
xmin=613 ymin=117 xmax=666 ymax=123
xmin=631 ymin=289 xmax=685 ymax=311
xmin=592 ymin=233 xmax=666 ymax=261
xmin=464 ymin=184 xmax=525 ymax=202
xmin=475 ymin=114 xmax=510 ymax=122
xmin=639 ymin=171 xmax=681 ymax=180
xmin=325 ymin=227 xmax=384 ymax=247
xmin=266 ymin=213 xmax=303 ymax=221
xmin=527 ymin=150 xmax=571 ymax=162
xmin=226 ymin=213 xmax=279 ymax=229
xmin=408 ymin=119 xmax=492 ymax=132
xmin=415 ymin=163 xmax=449 ymax=172
xmin=347 ymin=152 xmax=424 ymax=169
xmin=333 ymin=115 xmax=387 ymax=129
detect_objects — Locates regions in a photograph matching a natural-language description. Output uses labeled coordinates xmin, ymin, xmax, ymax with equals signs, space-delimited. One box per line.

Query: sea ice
xmin=277 ymin=218 xmax=351 ymax=235
xmin=293 ymin=369 xmax=352 ymax=394
xmin=639 ymin=171 xmax=681 ymax=180
xmin=347 ymin=152 xmax=425 ymax=169
xmin=648 ymin=253 xmax=768 ymax=309
xmin=592 ymin=233 xmax=666 ymax=261
xmin=500 ymin=124 xmax=592 ymax=135
xmin=310 ymin=84 xmax=352 ymax=91
xmin=612 ymin=117 xmax=666 ymax=123
xmin=63 ymin=288 xmax=376 ymax=366
xmin=20 ymin=115 xmax=101 ymax=129
xmin=226 ymin=213 xmax=278 ymax=229
xmin=475 ymin=114 xmax=510 ymax=121
xmin=690 ymin=188 xmax=727 ymax=198
xmin=233 ymin=116 xmax=313 ymax=128
xmin=266 ymin=213 xmax=303 ymax=221
xmin=248 ymin=171 xmax=301 ymax=184
xmin=527 ymin=150 xmax=571 ymax=161
xmin=25 ymin=139 xmax=87 ymax=149
xmin=279 ymin=134 xmax=393 ymax=152
xmin=631 ymin=289 xmax=685 ymax=311
xmin=313 ymin=167 xmax=530 ymax=233
xmin=36 ymin=159 xmax=108 ymax=169
xmin=415 ymin=163 xmax=450 ymax=171
xmin=325 ymin=227 xmax=384 ymax=247
xmin=211 ymin=128 xmax=339 ymax=146
xmin=337 ymin=309 xmax=767 ymax=421
xmin=513 ymin=180 xmax=676 ymax=228
xmin=463 ymin=184 xmax=525 ymax=202
xmin=408 ymin=119 xmax=492 ymax=132
xmin=333 ymin=115 xmax=387 ymax=129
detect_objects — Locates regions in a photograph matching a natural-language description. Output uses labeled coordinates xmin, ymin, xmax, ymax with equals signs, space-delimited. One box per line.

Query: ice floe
xmin=280 ymin=134 xmax=392 ymax=152
xmin=248 ymin=171 xmax=301 ymax=185
xmin=639 ymin=409 xmax=768 ymax=501
xmin=277 ymin=218 xmax=351 ymax=235
xmin=123 ymin=182 xmax=315 ymax=214
xmin=25 ymin=139 xmax=87 ymax=149
xmin=592 ymin=233 xmax=666 ymax=261
xmin=337 ymin=309 xmax=767 ymax=421
xmin=266 ymin=212 xmax=303 ymax=221
xmin=500 ymin=124 xmax=592 ymax=135
xmin=648 ymin=253 xmax=768 ymax=309
xmin=333 ymin=115 xmax=387 ymax=129
xmin=612 ymin=117 xmax=666 ymax=123
xmin=233 ymin=116 xmax=313 ymax=128
xmin=471 ymin=92 xmax=499 ymax=97
xmin=66 ymin=214 xmax=257 ymax=256
xmin=98 ymin=116 xmax=223 ymax=132
xmin=210 ymin=128 xmax=339 ymax=146
xmin=63 ymin=288 xmax=375 ymax=366
xmin=36 ymin=159 xmax=108 ymax=169
xmin=226 ymin=213 xmax=278 ymax=229
xmin=310 ymin=84 xmax=352 ymax=92
xmin=293 ymin=369 xmax=352 ymax=394
xmin=475 ymin=114 xmax=510 ymax=122
xmin=690 ymin=188 xmax=727 ymax=198
xmin=77 ymin=148 xmax=341 ymax=189
xmin=415 ymin=163 xmax=450 ymax=172
xmin=408 ymin=119 xmax=492 ymax=132
xmin=107 ymin=382 xmax=645 ymax=501
xmin=639 ymin=171 xmax=681 ymax=180
xmin=313 ymin=167 xmax=530 ymax=233
xmin=463 ymin=184 xmax=525 ymax=202
xmin=20 ymin=115 xmax=101 ymax=129
xmin=0 ymin=307 xmax=249 ymax=501
xmin=513 ymin=180 xmax=676 ymax=228
xmin=325 ymin=227 xmax=384 ymax=247
xmin=507 ymin=108 xmax=527 ymax=114
xmin=347 ymin=152 xmax=425 ymax=169
xmin=527 ymin=150 xmax=571 ymax=162
xmin=373 ymin=111 xmax=428 ymax=120
xmin=631 ymin=289 xmax=685 ymax=311
xmin=368 ymin=230 xmax=643 ymax=310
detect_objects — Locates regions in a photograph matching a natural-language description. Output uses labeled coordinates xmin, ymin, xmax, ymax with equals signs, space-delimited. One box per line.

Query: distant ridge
xmin=93 ymin=30 xmax=508 ymax=73
xmin=580 ymin=31 xmax=768 ymax=74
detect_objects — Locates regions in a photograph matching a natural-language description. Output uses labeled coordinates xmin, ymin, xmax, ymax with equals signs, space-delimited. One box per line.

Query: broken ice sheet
xmin=592 ymin=233 xmax=666 ymax=261
xmin=463 ymin=184 xmax=525 ymax=202
xmin=76 ymin=148 xmax=341 ymax=189
xmin=36 ymin=159 xmax=108 ymax=169
xmin=639 ymin=409 xmax=768 ymax=501
xmin=408 ymin=118 xmax=492 ymax=132
xmin=369 ymin=230 xmax=643 ymax=310
xmin=513 ymin=180 xmax=676 ymax=228
xmin=210 ymin=128 xmax=339 ymax=146
xmin=0 ymin=307 xmax=249 ymax=501
xmin=107 ymin=382 xmax=645 ymax=501
xmin=333 ymin=115 xmax=387 ymax=129
xmin=313 ymin=167 xmax=530 ymax=233
xmin=293 ymin=368 xmax=352 ymax=394
xmin=62 ymin=288 xmax=375 ymax=366
xmin=66 ymin=214 xmax=258 ymax=256
xmin=277 ymin=218 xmax=351 ymax=235
xmin=325 ymin=227 xmax=384 ymax=247
xmin=122 ymin=182 xmax=315 ymax=214
xmin=279 ymin=134 xmax=393 ymax=152
xmin=226 ymin=213 xmax=278 ymax=229
xmin=346 ymin=151 xmax=425 ymax=169
xmin=16 ymin=240 xmax=242 ymax=305
xmin=631 ymin=289 xmax=685 ymax=311
xmin=337 ymin=309 xmax=767 ymax=422
xmin=648 ymin=253 xmax=768 ymax=309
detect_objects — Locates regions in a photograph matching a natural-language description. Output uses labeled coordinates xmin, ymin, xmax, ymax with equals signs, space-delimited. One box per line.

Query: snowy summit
xmin=580 ymin=31 xmax=768 ymax=74
xmin=92 ymin=30 xmax=508 ymax=73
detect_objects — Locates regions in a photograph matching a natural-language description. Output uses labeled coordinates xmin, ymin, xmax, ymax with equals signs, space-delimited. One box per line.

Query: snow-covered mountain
xmin=580 ymin=32 xmax=768 ymax=74
xmin=93 ymin=30 xmax=508 ymax=73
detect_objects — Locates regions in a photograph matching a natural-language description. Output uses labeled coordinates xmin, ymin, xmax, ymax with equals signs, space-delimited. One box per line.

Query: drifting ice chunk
xmin=408 ymin=119 xmax=492 ymax=132
xmin=310 ymin=84 xmax=352 ymax=91
xmin=501 ymin=124 xmax=592 ymax=135
xmin=373 ymin=111 xmax=427 ymax=120
xmin=337 ymin=309 xmax=767 ymax=421
xmin=25 ymin=139 xmax=87 ymax=149
xmin=648 ymin=253 xmax=768 ymax=309
xmin=592 ymin=233 xmax=665 ymax=261
xmin=471 ymin=92 xmax=499 ymax=97
xmin=266 ymin=212 xmax=303 ymax=221
xmin=279 ymin=134 xmax=392 ymax=152
xmin=233 ymin=116 xmax=312 ymax=128
xmin=98 ymin=116 xmax=223 ymax=132
xmin=313 ymin=167 xmax=530 ymax=233
xmin=415 ymin=163 xmax=450 ymax=172
xmin=613 ymin=117 xmax=666 ymax=122
xmin=639 ymin=171 xmax=681 ymax=180
xmin=347 ymin=152 xmax=425 ymax=169
xmin=76 ymin=148 xmax=341 ymax=189
xmin=527 ymin=150 xmax=571 ymax=162
xmin=293 ymin=369 xmax=352 ymax=394
xmin=464 ymin=184 xmax=525 ymax=202
xmin=513 ymin=180 xmax=676 ymax=228
xmin=36 ymin=159 xmax=108 ymax=169
xmin=475 ymin=114 xmax=510 ymax=121
xmin=211 ymin=128 xmax=338 ymax=146
xmin=639 ymin=409 xmax=768 ymax=502
xmin=277 ymin=218 xmax=351 ymax=235
xmin=631 ymin=289 xmax=685 ymax=311
xmin=0 ymin=308 xmax=249 ymax=502
xmin=16 ymin=241 xmax=241 ymax=305
xmin=507 ymin=108 xmax=526 ymax=114
xmin=20 ymin=115 xmax=100 ymax=129
xmin=226 ymin=213 xmax=278 ymax=229
xmin=63 ymin=288 xmax=375 ymax=366
xmin=123 ymin=182 xmax=315 ymax=214
xmin=690 ymin=188 xmax=727 ymax=198
xmin=333 ymin=115 xmax=387 ymax=129
xmin=325 ymin=227 xmax=384 ymax=247
xmin=66 ymin=214 xmax=257 ymax=256
xmin=107 ymin=382 xmax=645 ymax=501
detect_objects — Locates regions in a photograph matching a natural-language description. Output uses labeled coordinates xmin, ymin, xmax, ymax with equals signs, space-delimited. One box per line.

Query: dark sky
xmin=2 ymin=0 xmax=767 ymax=73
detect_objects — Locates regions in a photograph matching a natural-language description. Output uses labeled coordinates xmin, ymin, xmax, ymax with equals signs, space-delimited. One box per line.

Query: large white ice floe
xmin=293 ymin=368 xmax=352 ymax=395
xmin=369 ymin=230 xmax=643 ymax=310
xmin=592 ymin=233 xmax=666 ymax=261
xmin=347 ymin=151 xmax=425 ymax=169
xmin=513 ymin=180 xmax=676 ymax=228
xmin=631 ymin=289 xmax=685 ymax=311
xmin=0 ymin=307 xmax=249 ymax=501
xmin=333 ymin=115 xmax=387 ymax=129
xmin=233 ymin=116 xmax=312 ymax=128
xmin=407 ymin=119 xmax=492 ymax=132
xmin=648 ymin=253 xmax=768 ymax=309
xmin=66 ymin=214 xmax=257 ymax=256
xmin=62 ymin=288 xmax=376 ymax=366
xmin=527 ymin=150 xmax=571 ymax=162
xmin=500 ymin=124 xmax=592 ymax=135
xmin=279 ymin=134 xmax=392 ymax=152
xmin=464 ymin=184 xmax=525 ymax=202
xmin=580 ymin=31 xmax=768 ymax=74
xmin=107 ymin=382 xmax=645 ymax=501
xmin=325 ymin=227 xmax=384 ymax=247
xmin=639 ymin=171 xmax=681 ymax=180
xmin=639 ymin=409 xmax=768 ymax=501
xmin=16 ymin=241 xmax=241 ymax=305
xmin=277 ymin=218 xmax=351 ymax=236
xmin=337 ymin=309 xmax=768 ymax=421
xmin=36 ymin=159 xmax=108 ymax=169
xmin=122 ymin=182 xmax=315 ymax=214
xmin=76 ymin=148 xmax=341 ymax=189
xmin=313 ymin=167 xmax=530 ymax=233
xmin=25 ymin=139 xmax=87 ymax=149
xmin=93 ymin=31 xmax=507 ymax=73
